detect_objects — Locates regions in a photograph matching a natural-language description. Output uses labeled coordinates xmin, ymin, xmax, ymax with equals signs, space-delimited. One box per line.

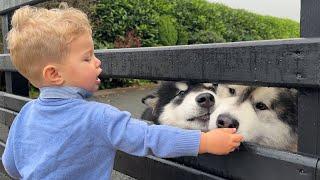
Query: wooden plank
xmin=0 ymin=142 xmax=6 ymax=172
xmin=0 ymin=145 xmax=316 ymax=180
xmin=0 ymin=108 xmax=16 ymax=143
xmin=0 ymin=55 xmax=14 ymax=71
xmin=114 ymin=143 xmax=318 ymax=180
xmin=300 ymin=3 xmax=320 ymax=179
xmin=300 ymin=2 xmax=320 ymax=178
xmin=0 ymin=91 xmax=30 ymax=112
xmin=115 ymin=151 xmax=225 ymax=180
xmin=0 ymin=142 xmax=13 ymax=180
xmin=96 ymin=38 xmax=320 ymax=87
xmin=171 ymin=143 xmax=318 ymax=180
xmin=0 ymin=122 xmax=9 ymax=143
xmin=1 ymin=15 xmax=9 ymax=53
xmin=301 ymin=0 xmax=320 ymax=38
xmin=0 ymin=0 xmax=47 ymax=15
xmin=0 ymin=107 xmax=17 ymax=128
xmin=298 ymin=88 xmax=320 ymax=156
xmin=3 ymin=38 xmax=320 ymax=87
xmin=1 ymin=14 xmax=10 ymax=91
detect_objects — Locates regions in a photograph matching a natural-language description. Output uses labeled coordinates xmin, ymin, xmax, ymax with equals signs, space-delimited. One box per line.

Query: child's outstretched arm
xmin=100 ymin=105 xmax=243 ymax=157
xmin=199 ymin=128 xmax=243 ymax=155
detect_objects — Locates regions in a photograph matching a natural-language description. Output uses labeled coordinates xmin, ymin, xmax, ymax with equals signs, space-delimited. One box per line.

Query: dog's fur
xmin=141 ymin=82 xmax=298 ymax=151
xmin=141 ymin=81 xmax=217 ymax=131
xmin=210 ymin=85 xmax=298 ymax=151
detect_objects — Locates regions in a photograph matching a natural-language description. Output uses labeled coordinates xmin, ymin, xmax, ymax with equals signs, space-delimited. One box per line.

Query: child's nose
xmin=95 ymin=56 xmax=101 ymax=67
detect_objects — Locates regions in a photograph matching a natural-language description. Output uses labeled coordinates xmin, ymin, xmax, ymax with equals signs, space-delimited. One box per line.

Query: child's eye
xmin=84 ymin=58 xmax=91 ymax=62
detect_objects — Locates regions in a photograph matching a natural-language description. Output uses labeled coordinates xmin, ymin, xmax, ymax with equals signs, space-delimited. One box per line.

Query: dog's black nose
xmin=196 ymin=93 xmax=215 ymax=108
xmin=216 ymin=114 xmax=239 ymax=129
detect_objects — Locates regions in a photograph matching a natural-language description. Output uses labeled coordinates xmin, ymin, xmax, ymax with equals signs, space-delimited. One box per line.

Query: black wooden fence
xmin=1 ymin=0 xmax=320 ymax=180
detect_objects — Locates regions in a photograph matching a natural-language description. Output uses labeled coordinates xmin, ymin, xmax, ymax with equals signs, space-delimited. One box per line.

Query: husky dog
xmin=210 ymin=85 xmax=298 ymax=151
xmin=141 ymin=81 xmax=217 ymax=131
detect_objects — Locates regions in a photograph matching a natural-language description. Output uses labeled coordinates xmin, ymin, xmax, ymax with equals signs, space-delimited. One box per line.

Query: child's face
xmin=60 ymin=33 xmax=102 ymax=93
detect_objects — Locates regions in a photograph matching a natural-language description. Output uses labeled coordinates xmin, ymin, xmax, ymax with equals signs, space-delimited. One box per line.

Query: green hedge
xmin=91 ymin=0 xmax=299 ymax=48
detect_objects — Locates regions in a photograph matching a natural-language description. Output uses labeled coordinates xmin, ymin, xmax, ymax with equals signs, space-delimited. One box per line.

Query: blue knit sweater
xmin=2 ymin=87 xmax=200 ymax=180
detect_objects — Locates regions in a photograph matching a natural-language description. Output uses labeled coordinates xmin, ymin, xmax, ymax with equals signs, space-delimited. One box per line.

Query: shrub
xmin=177 ymin=26 xmax=189 ymax=45
xmin=157 ymin=16 xmax=178 ymax=46
xmin=114 ymin=30 xmax=142 ymax=48
xmin=190 ymin=30 xmax=225 ymax=44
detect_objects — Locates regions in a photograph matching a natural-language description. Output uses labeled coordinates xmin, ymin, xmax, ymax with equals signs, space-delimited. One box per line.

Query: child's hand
xmin=199 ymin=128 xmax=243 ymax=155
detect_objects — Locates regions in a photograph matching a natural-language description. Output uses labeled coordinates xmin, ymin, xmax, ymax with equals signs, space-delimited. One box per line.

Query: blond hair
xmin=7 ymin=4 xmax=92 ymax=86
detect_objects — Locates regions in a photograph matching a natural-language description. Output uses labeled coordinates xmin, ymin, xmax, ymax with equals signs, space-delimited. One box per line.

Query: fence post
xmin=298 ymin=0 xmax=320 ymax=155
xmin=2 ymin=13 xmax=29 ymax=97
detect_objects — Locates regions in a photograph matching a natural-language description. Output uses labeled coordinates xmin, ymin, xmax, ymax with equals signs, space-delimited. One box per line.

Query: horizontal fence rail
xmin=2 ymin=38 xmax=320 ymax=87
xmin=97 ymin=38 xmax=320 ymax=88
xmin=0 ymin=91 xmax=318 ymax=180
xmin=0 ymin=0 xmax=47 ymax=15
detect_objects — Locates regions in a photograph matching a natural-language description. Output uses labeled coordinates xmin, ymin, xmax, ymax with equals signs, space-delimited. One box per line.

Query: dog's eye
xmin=177 ymin=91 xmax=186 ymax=96
xmin=229 ymin=88 xmax=236 ymax=95
xmin=255 ymin=102 xmax=268 ymax=110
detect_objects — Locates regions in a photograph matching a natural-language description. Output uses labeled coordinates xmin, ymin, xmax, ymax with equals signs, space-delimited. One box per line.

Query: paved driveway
xmin=91 ymin=84 xmax=157 ymax=119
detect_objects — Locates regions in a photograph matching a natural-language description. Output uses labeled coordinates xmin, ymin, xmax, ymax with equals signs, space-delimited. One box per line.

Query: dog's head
xmin=210 ymin=85 xmax=298 ymax=151
xmin=142 ymin=81 xmax=217 ymax=131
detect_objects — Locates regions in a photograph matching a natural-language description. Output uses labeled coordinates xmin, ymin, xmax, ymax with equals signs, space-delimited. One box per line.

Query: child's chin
xmin=93 ymin=85 xmax=100 ymax=92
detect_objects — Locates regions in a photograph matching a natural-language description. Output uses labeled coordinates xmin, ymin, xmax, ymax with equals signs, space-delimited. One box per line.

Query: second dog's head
xmin=210 ymin=85 xmax=298 ymax=151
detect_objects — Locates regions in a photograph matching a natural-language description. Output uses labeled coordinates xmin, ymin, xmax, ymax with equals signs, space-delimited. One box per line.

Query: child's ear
xmin=42 ymin=65 xmax=64 ymax=85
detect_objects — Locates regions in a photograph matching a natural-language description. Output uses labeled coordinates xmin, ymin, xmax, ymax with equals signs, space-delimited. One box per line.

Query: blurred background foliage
xmin=0 ymin=0 xmax=299 ymax=91
xmin=90 ymin=0 xmax=299 ymax=49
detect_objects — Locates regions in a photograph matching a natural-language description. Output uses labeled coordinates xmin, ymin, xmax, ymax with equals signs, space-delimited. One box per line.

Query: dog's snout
xmin=216 ymin=114 xmax=239 ymax=129
xmin=196 ymin=93 xmax=215 ymax=108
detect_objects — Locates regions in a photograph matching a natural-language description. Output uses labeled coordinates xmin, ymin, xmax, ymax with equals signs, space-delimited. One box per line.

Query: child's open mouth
xmin=96 ymin=77 xmax=101 ymax=84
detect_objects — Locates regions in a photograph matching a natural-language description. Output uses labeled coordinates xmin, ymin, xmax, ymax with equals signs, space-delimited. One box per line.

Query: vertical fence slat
xmin=297 ymin=88 xmax=320 ymax=155
xmin=299 ymin=0 xmax=320 ymax=157
xmin=300 ymin=0 xmax=320 ymax=37
xmin=2 ymin=14 xmax=29 ymax=97
xmin=1 ymin=14 xmax=8 ymax=91
xmin=1 ymin=15 xmax=9 ymax=54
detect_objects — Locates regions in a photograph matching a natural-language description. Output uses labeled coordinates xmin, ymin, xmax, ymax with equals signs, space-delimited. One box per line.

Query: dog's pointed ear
xmin=289 ymin=88 xmax=298 ymax=96
xmin=141 ymin=93 xmax=159 ymax=108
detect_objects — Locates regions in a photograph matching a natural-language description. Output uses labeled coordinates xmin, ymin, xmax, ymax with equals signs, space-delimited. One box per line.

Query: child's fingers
xmin=229 ymin=146 xmax=237 ymax=153
xmin=232 ymin=134 xmax=244 ymax=142
xmin=229 ymin=143 xmax=240 ymax=153
xmin=232 ymin=142 xmax=241 ymax=148
xmin=220 ymin=128 xmax=237 ymax=134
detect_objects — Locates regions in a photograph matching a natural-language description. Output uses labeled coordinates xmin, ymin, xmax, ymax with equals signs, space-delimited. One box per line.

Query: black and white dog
xmin=141 ymin=81 xmax=217 ymax=132
xmin=142 ymin=82 xmax=298 ymax=151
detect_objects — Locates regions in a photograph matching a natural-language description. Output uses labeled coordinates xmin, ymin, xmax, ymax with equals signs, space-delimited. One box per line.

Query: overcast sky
xmin=207 ymin=0 xmax=300 ymax=22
